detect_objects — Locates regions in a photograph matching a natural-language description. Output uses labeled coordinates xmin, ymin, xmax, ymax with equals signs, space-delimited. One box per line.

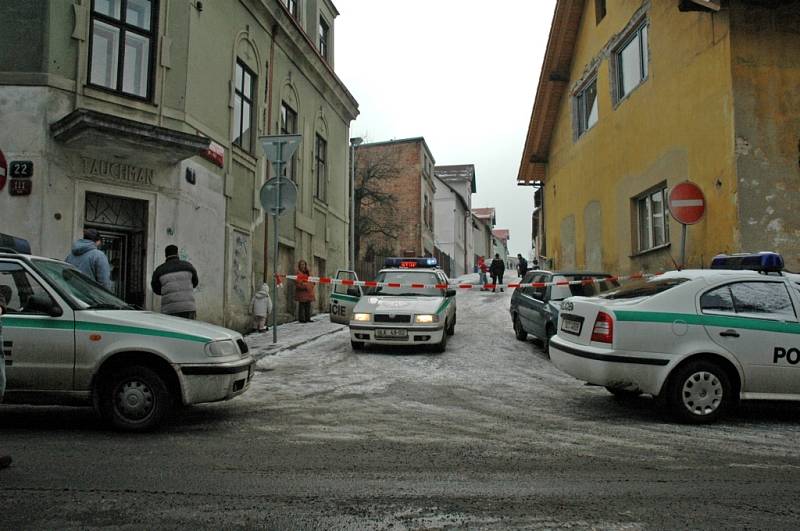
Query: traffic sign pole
xmin=271 ymin=143 xmax=282 ymax=344
xmin=668 ymin=181 xmax=706 ymax=269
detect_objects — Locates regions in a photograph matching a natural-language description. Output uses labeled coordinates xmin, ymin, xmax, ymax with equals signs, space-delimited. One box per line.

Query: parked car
xmin=0 ymin=241 xmax=255 ymax=431
xmin=550 ymin=252 xmax=800 ymax=424
xmin=510 ymin=270 xmax=619 ymax=353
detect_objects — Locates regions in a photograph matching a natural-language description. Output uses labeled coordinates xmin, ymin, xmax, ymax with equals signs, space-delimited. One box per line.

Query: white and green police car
xmin=0 ymin=239 xmax=254 ymax=431
xmin=331 ymin=258 xmax=457 ymax=352
xmin=550 ymin=252 xmax=800 ymax=424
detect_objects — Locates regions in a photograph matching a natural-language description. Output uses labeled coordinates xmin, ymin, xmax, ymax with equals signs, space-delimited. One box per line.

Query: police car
xmin=334 ymin=257 xmax=457 ymax=352
xmin=550 ymin=252 xmax=800 ymax=423
xmin=0 ymin=235 xmax=255 ymax=431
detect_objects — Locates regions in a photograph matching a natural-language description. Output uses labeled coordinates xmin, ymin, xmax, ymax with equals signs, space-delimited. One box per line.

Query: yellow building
xmin=518 ymin=0 xmax=800 ymax=273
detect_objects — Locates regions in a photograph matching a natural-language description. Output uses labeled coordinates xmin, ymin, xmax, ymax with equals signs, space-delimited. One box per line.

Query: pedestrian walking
xmin=249 ymin=283 xmax=272 ymax=332
xmin=0 ymin=289 xmax=12 ymax=469
xmin=516 ymin=253 xmax=528 ymax=278
xmin=489 ymin=253 xmax=506 ymax=292
xmin=151 ymin=245 xmax=199 ymax=319
xmin=65 ymin=228 xmax=112 ymax=290
xmin=477 ymin=256 xmax=489 ymax=291
xmin=294 ymin=260 xmax=315 ymax=323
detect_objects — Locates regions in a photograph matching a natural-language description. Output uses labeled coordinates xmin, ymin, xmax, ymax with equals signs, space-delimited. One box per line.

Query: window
xmin=701 ymin=283 xmax=796 ymax=320
xmin=595 ymin=0 xmax=607 ymax=23
xmin=615 ymin=22 xmax=649 ymax=101
xmin=423 ymin=194 xmax=430 ymax=229
xmin=635 ymin=186 xmax=669 ymax=253
xmin=0 ymin=262 xmax=59 ymax=315
xmin=233 ymin=61 xmax=255 ymax=152
xmin=89 ymin=0 xmax=157 ymax=99
xmin=318 ymin=17 xmax=330 ymax=60
xmin=575 ymin=77 xmax=598 ymax=137
xmin=280 ymin=102 xmax=298 ymax=181
xmin=315 ymin=134 xmax=327 ymax=201
xmin=282 ymin=0 xmax=298 ymax=18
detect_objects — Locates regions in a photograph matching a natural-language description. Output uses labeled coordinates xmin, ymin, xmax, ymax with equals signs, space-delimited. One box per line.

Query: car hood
xmin=354 ymin=296 xmax=444 ymax=314
xmin=75 ymin=310 xmax=241 ymax=343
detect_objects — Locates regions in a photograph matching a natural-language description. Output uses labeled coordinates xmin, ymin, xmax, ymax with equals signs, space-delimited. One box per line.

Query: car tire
xmin=667 ymin=360 xmax=732 ymax=424
xmin=605 ymin=386 xmax=643 ymax=399
xmin=100 ymin=365 xmax=173 ymax=432
xmin=434 ymin=327 xmax=448 ymax=353
xmin=446 ymin=315 xmax=456 ymax=336
xmin=513 ymin=315 xmax=527 ymax=341
xmin=351 ymin=340 xmax=365 ymax=350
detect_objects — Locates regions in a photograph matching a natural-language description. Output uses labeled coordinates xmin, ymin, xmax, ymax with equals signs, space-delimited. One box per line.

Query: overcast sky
xmin=333 ymin=0 xmax=557 ymax=258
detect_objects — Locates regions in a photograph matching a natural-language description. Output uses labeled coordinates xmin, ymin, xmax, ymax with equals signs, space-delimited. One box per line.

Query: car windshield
xmin=33 ymin=259 xmax=133 ymax=310
xmin=602 ymin=277 xmax=689 ymax=300
xmin=367 ymin=271 xmax=443 ymax=297
xmin=549 ymin=275 xmax=620 ymax=301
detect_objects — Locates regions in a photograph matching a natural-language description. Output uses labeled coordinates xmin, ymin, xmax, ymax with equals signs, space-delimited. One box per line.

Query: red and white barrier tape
xmin=277 ymin=272 xmax=658 ymax=290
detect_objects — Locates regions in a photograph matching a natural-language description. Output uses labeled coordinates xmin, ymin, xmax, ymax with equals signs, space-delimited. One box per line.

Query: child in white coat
xmin=249 ymin=283 xmax=272 ymax=332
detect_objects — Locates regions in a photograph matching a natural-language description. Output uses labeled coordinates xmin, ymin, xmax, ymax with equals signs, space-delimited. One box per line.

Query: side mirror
xmin=24 ymin=293 xmax=63 ymax=317
xmin=446 ymin=289 xmax=457 ymax=297
xmin=346 ymin=286 xmax=361 ymax=297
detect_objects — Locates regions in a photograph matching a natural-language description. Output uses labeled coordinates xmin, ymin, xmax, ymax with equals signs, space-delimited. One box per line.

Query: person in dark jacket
xmin=65 ymin=228 xmax=112 ymax=290
xmin=489 ymin=253 xmax=506 ymax=293
xmin=0 ymin=289 xmax=11 ymax=469
xmin=151 ymin=245 xmax=199 ymax=319
xmin=516 ymin=254 xmax=528 ymax=278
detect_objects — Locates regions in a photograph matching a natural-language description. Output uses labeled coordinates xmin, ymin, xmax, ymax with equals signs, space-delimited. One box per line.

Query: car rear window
xmin=549 ymin=275 xmax=620 ymax=301
xmin=602 ymin=277 xmax=689 ymax=300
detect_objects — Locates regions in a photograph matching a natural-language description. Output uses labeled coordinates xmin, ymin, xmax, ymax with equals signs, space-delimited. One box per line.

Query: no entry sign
xmin=669 ymin=181 xmax=705 ymax=225
xmin=0 ymin=149 xmax=6 ymax=192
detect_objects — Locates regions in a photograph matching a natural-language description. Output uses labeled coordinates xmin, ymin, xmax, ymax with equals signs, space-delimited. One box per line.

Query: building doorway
xmin=84 ymin=192 xmax=148 ymax=307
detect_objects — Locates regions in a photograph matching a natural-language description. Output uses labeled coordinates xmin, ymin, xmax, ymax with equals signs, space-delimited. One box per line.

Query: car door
xmin=0 ymin=260 xmax=75 ymax=393
xmin=329 ymin=270 xmax=361 ymax=324
xmin=519 ymin=273 xmax=548 ymax=337
xmin=700 ymin=280 xmax=800 ymax=395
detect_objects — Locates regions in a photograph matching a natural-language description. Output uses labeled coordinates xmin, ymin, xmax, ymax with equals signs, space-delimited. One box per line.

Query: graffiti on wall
xmin=231 ymin=230 xmax=250 ymax=303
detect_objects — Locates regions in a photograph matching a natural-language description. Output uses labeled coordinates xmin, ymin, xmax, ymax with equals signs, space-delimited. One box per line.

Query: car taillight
xmin=591 ymin=311 xmax=614 ymax=344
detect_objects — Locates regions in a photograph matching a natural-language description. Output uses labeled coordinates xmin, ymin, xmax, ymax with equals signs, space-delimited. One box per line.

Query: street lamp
xmin=349 ymin=137 xmax=363 ymax=269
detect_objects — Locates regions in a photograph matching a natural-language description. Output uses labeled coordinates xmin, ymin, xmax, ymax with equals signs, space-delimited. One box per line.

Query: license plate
xmin=375 ymin=328 xmax=408 ymax=338
xmin=561 ymin=316 xmax=582 ymax=335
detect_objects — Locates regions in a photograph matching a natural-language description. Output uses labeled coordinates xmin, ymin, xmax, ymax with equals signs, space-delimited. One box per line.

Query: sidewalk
xmin=244 ymin=314 xmax=346 ymax=361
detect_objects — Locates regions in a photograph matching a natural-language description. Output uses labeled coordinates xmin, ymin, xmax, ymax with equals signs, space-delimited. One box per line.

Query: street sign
xmin=260 ymin=134 xmax=302 ymax=162
xmin=0 ymin=149 xmax=6 ymax=192
xmin=669 ymin=181 xmax=705 ymax=225
xmin=259 ymin=177 xmax=297 ymax=215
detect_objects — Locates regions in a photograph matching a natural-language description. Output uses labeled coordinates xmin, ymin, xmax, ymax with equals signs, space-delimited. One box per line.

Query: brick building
xmin=353 ymin=138 xmax=437 ymax=260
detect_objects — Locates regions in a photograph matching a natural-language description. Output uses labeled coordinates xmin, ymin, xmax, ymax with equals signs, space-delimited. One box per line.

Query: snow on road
xmin=241 ymin=273 xmax=800 ymax=467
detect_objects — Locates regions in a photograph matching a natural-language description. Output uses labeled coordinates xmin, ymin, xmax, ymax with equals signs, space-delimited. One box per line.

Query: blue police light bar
xmin=384 ymin=257 xmax=438 ymax=268
xmin=710 ymin=252 xmax=784 ymax=272
xmin=0 ymin=233 xmax=31 ymax=254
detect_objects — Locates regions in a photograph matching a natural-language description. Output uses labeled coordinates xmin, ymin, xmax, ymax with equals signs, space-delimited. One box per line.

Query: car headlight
xmin=353 ymin=313 xmax=372 ymax=322
xmin=415 ymin=314 xmax=439 ymax=324
xmin=205 ymin=339 xmax=238 ymax=357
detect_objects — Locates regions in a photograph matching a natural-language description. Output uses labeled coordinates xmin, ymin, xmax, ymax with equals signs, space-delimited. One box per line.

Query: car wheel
xmin=605 ymin=386 xmax=643 ymax=399
xmin=351 ymin=340 xmax=364 ymax=350
xmin=434 ymin=327 xmax=448 ymax=353
xmin=100 ymin=365 xmax=172 ymax=432
xmin=667 ymin=360 xmax=732 ymax=424
xmin=513 ymin=315 xmax=527 ymax=341
xmin=446 ymin=315 xmax=456 ymax=336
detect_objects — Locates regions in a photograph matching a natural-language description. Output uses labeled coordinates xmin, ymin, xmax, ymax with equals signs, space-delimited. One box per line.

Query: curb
xmin=251 ymin=325 xmax=347 ymax=361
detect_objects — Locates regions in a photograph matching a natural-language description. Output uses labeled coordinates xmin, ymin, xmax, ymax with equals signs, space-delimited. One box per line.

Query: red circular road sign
xmin=669 ymin=181 xmax=706 ymax=225
xmin=0 ymin=149 xmax=6 ymax=192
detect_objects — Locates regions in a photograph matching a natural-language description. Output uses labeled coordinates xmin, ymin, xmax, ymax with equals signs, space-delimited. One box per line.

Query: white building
xmin=433 ymin=165 xmax=475 ymax=277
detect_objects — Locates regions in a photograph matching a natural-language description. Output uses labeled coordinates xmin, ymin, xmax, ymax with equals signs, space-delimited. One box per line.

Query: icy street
xmin=4 ymin=275 xmax=800 ymax=529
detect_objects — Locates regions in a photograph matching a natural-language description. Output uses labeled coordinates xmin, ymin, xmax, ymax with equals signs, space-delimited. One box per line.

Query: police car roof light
xmin=710 ymin=252 xmax=784 ymax=272
xmin=384 ymin=257 xmax=438 ymax=268
xmin=0 ymin=233 xmax=31 ymax=255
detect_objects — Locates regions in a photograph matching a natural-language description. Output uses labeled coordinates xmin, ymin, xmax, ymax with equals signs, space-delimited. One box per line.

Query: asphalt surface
xmin=3 ymin=283 xmax=800 ymax=530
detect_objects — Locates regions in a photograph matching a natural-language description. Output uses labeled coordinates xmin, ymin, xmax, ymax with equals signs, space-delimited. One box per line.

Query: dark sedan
xmin=510 ymin=270 xmax=619 ymax=352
